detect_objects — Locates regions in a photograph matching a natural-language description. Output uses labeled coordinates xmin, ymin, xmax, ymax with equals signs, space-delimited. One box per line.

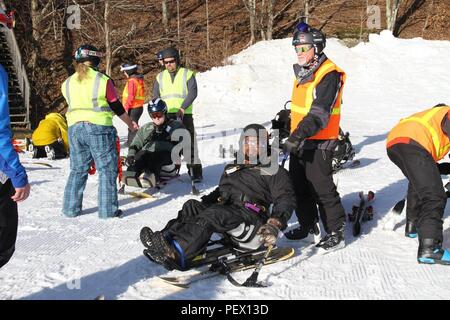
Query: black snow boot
xmin=316 ymin=225 xmax=345 ymax=253
xmin=140 ymin=227 xmax=180 ymax=270
xmin=405 ymin=220 xmax=418 ymax=238
xmin=417 ymin=238 xmax=450 ymax=265
xmin=284 ymin=222 xmax=320 ymax=242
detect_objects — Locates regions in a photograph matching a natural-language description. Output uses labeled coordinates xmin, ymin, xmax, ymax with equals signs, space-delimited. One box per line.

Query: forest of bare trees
xmin=3 ymin=0 xmax=448 ymax=127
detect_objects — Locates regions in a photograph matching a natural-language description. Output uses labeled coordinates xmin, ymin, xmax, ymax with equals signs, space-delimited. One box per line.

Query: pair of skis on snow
xmin=118 ymin=174 xmax=202 ymax=200
xmin=155 ymin=246 xmax=295 ymax=289
xmin=348 ymin=191 xmax=375 ymax=237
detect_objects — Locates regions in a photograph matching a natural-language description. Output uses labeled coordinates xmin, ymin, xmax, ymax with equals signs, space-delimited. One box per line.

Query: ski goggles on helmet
xmin=295 ymin=44 xmax=313 ymax=53
xmin=75 ymin=49 xmax=104 ymax=60
xmin=150 ymin=111 xmax=165 ymax=119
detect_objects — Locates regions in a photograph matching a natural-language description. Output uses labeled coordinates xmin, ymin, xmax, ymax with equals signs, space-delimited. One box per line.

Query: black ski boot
xmin=417 ymin=239 xmax=450 ymax=265
xmin=405 ymin=220 xmax=418 ymax=238
xmin=316 ymin=226 xmax=345 ymax=253
xmin=189 ymin=164 xmax=203 ymax=183
xmin=140 ymin=227 xmax=180 ymax=270
xmin=140 ymin=227 xmax=155 ymax=249
xmin=284 ymin=222 xmax=319 ymax=242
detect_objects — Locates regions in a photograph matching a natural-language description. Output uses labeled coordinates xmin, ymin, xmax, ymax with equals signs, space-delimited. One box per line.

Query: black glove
xmin=125 ymin=155 xmax=135 ymax=167
xmin=438 ymin=162 xmax=450 ymax=175
xmin=282 ymin=135 xmax=302 ymax=156
xmin=257 ymin=220 xmax=280 ymax=247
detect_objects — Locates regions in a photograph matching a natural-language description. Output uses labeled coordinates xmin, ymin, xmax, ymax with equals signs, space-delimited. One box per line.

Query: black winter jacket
xmin=201 ymin=163 xmax=296 ymax=230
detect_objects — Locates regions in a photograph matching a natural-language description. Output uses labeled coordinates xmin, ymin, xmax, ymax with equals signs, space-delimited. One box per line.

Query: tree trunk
xmin=30 ymin=0 xmax=40 ymax=71
xmin=260 ymin=0 xmax=266 ymax=41
xmin=177 ymin=0 xmax=180 ymax=42
xmin=206 ymin=0 xmax=210 ymax=54
xmin=249 ymin=0 xmax=256 ymax=44
xmin=162 ymin=0 xmax=169 ymax=34
xmin=386 ymin=0 xmax=401 ymax=31
xmin=104 ymin=0 xmax=112 ymax=75
xmin=266 ymin=0 xmax=276 ymax=40
xmin=304 ymin=0 xmax=309 ymax=23
xmin=422 ymin=0 xmax=434 ymax=37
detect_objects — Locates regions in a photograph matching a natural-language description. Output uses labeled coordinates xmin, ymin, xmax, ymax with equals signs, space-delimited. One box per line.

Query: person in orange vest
xmin=282 ymin=23 xmax=347 ymax=253
xmin=386 ymin=103 xmax=450 ymax=265
xmin=121 ymin=63 xmax=145 ymax=146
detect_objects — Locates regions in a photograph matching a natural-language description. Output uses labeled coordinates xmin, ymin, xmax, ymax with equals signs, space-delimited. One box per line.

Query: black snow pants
xmin=289 ymin=149 xmax=346 ymax=233
xmin=127 ymin=150 xmax=173 ymax=180
xmin=0 ymin=180 xmax=18 ymax=269
xmin=387 ymin=143 xmax=446 ymax=241
xmin=162 ymin=199 xmax=262 ymax=260
xmin=166 ymin=113 xmax=202 ymax=179
xmin=127 ymin=107 xmax=144 ymax=146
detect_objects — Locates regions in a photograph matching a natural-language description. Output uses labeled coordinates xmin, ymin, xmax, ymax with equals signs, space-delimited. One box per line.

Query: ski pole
xmin=189 ymin=167 xmax=200 ymax=195
xmin=242 ymin=244 xmax=273 ymax=287
xmin=281 ymin=151 xmax=289 ymax=168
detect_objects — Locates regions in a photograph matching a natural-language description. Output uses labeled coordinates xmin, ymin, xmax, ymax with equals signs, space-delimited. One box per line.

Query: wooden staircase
xmin=0 ymin=2 xmax=30 ymax=129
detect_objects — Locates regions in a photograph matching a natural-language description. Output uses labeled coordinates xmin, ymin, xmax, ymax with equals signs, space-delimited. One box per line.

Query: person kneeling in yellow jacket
xmin=30 ymin=113 xmax=69 ymax=160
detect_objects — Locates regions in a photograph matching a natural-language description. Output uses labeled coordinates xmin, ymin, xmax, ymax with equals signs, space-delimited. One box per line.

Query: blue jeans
xmin=63 ymin=122 xmax=118 ymax=219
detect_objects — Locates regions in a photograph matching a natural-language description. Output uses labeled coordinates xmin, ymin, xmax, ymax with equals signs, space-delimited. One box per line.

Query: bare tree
xmin=176 ymin=0 xmax=180 ymax=41
xmin=386 ymin=0 xmax=402 ymax=31
xmin=242 ymin=0 xmax=257 ymax=45
xmin=29 ymin=0 xmax=53 ymax=72
xmin=104 ymin=0 xmax=112 ymax=75
xmin=162 ymin=0 xmax=169 ymax=34
xmin=206 ymin=0 xmax=210 ymax=54
xmin=422 ymin=0 xmax=434 ymax=36
xmin=266 ymin=0 xmax=276 ymax=40
xmin=304 ymin=0 xmax=310 ymax=24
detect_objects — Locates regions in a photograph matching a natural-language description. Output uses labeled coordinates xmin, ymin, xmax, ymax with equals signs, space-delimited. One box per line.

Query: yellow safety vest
xmin=290 ymin=59 xmax=346 ymax=140
xmin=157 ymin=67 xmax=194 ymax=114
xmin=62 ymin=67 xmax=113 ymax=127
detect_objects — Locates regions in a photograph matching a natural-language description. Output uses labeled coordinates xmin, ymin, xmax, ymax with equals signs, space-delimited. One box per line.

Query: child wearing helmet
xmin=122 ymin=98 xmax=185 ymax=188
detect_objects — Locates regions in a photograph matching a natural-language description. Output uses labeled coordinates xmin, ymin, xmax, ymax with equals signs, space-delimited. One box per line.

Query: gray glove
xmin=257 ymin=222 xmax=280 ymax=247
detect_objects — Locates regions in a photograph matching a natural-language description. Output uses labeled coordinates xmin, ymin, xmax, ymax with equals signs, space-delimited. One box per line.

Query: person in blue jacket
xmin=0 ymin=63 xmax=30 ymax=269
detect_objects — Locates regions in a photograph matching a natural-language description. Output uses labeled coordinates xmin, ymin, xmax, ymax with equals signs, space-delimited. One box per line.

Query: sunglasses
xmin=163 ymin=59 xmax=176 ymax=65
xmin=150 ymin=112 xmax=165 ymax=119
xmin=295 ymin=45 xmax=313 ymax=53
xmin=244 ymin=137 xmax=263 ymax=146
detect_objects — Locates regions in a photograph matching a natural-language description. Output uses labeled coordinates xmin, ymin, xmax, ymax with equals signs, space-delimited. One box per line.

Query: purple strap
xmin=245 ymin=202 xmax=261 ymax=213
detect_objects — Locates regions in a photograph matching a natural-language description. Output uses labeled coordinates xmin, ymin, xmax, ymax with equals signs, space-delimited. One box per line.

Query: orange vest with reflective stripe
xmin=290 ymin=59 xmax=346 ymax=140
xmin=122 ymin=77 xmax=145 ymax=109
xmin=386 ymin=106 xmax=450 ymax=161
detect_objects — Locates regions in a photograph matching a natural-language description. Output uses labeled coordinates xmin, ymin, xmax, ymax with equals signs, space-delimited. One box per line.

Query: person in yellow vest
xmin=61 ymin=45 xmax=138 ymax=219
xmin=121 ymin=63 xmax=145 ymax=146
xmin=386 ymin=103 xmax=450 ymax=265
xmin=30 ymin=113 xmax=69 ymax=160
xmin=282 ymin=23 xmax=347 ymax=253
xmin=153 ymin=47 xmax=203 ymax=182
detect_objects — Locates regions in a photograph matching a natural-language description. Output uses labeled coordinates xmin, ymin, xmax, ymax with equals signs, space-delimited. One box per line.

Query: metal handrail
xmin=0 ymin=1 xmax=31 ymax=129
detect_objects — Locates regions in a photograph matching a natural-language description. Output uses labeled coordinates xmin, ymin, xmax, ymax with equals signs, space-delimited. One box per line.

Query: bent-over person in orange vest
xmin=386 ymin=103 xmax=450 ymax=265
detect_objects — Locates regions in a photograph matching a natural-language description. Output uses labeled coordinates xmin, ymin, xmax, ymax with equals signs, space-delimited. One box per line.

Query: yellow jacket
xmin=32 ymin=113 xmax=69 ymax=152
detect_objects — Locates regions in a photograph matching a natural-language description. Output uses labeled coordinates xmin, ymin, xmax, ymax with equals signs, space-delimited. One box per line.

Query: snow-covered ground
xmin=2 ymin=31 xmax=450 ymax=300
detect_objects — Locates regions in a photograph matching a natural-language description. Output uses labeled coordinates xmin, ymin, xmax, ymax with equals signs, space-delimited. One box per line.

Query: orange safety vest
xmin=386 ymin=106 xmax=450 ymax=161
xmin=122 ymin=77 xmax=145 ymax=109
xmin=290 ymin=59 xmax=346 ymax=140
